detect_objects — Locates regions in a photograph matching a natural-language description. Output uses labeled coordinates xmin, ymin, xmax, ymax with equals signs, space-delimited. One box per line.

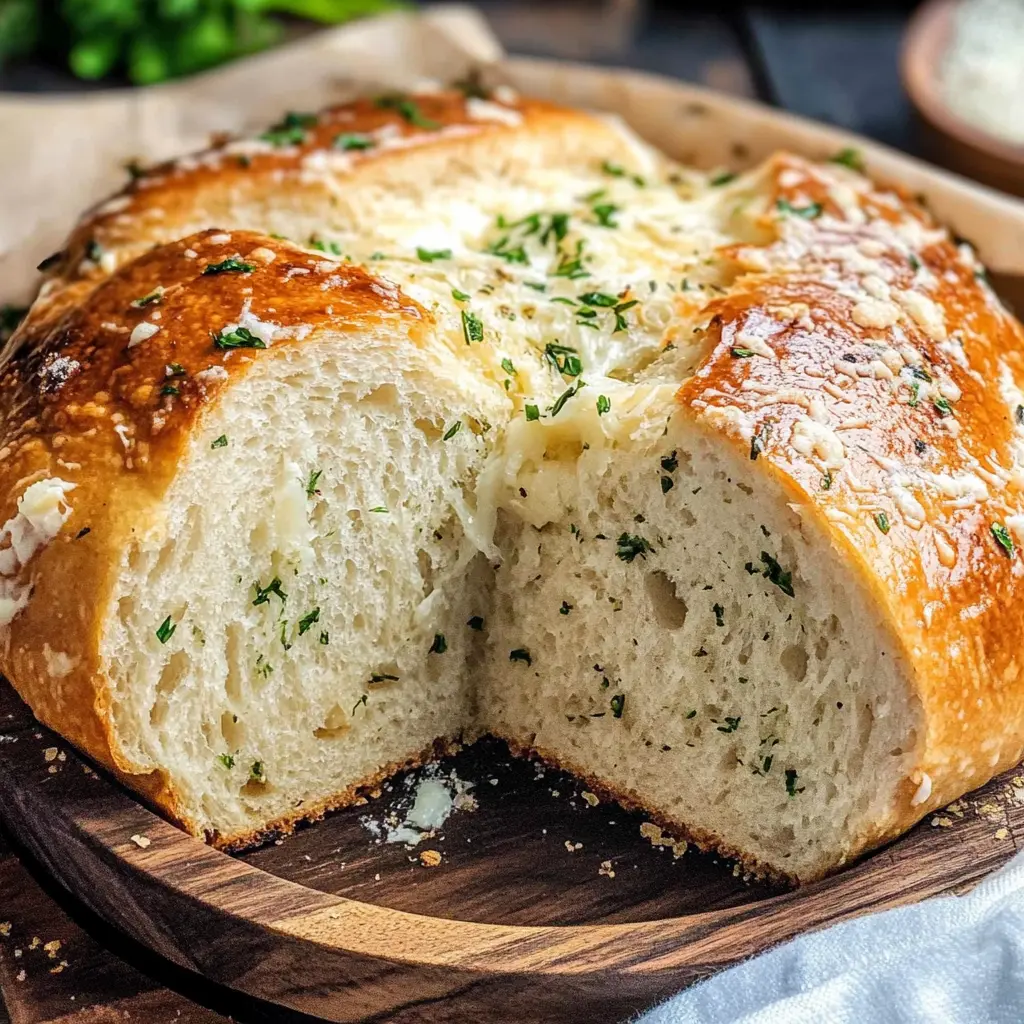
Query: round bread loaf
xmin=2 ymin=87 xmax=1022 ymax=882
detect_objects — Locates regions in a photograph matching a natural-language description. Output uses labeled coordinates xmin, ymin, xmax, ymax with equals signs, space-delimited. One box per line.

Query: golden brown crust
xmin=0 ymin=227 xmax=429 ymax=798
xmin=681 ymin=152 xmax=1024 ymax=843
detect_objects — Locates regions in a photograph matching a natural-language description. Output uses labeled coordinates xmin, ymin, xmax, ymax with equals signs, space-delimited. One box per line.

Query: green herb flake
xmin=442 ymin=420 xmax=463 ymax=441
xmin=785 ymin=769 xmax=802 ymax=797
xmin=467 ymin=616 xmax=485 ymax=631
xmin=213 ymin=326 xmax=266 ymax=351
xmin=210 ymin=435 xmax=228 ymax=449
xmin=260 ymin=111 xmax=317 ymax=147
xmin=203 ymin=258 xmax=254 ymax=276
xmin=821 ymin=470 xmax=832 ymax=490
xmin=375 ymin=94 xmax=439 ymax=129
xmin=685 ymin=709 xmax=697 ymax=719
xmin=992 ymin=522 xmax=1015 ymax=557
xmin=776 ymin=198 xmax=823 ymax=219
xmin=559 ymin=600 xmax=573 ymax=615
xmin=429 ymin=633 xmax=448 ymax=655
xmin=155 ymin=615 xmax=176 ymax=644
xmin=319 ymin=631 xmax=330 ymax=645
xmin=874 ymin=512 xmax=890 ymax=535
xmin=306 ymin=468 xmax=323 ymax=497
xmin=550 ymin=380 xmax=585 ymax=417
xmin=452 ymin=287 xmax=471 ymax=302
xmin=710 ymin=171 xmax=737 ymax=186
xmin=750 ymin=424 xmax=771 ymax=461
xmin=131 ymin=287 xmax=164 ymax=308
xmin=829 ymin=147 xmax=864 ymax=172
xmin=369 ymin=506 xmax=388 ymax=514
xmin=616 ymin=533 xmax=654 ymax=563
xmin=370 ymin=672 xmax=399 ymax=684
xmin=597 ymin=394 xmax=611 ymax=416
xmin=591 ymin=203 xmax=620 ymax=228
xmin=933 ymin=396 xmax=954 ymax=417
xmin=298 ymin=608 xmax=321 ymax=635
xmin=417 ymin=247 xmax=452 ymax=263
xmin=334 ymin=132 xmax=375 ymax=151
xmin=717 ymin=716 xmax=740 ymax=733
xmin=252 ymin=577 xmax=287 ymax=606
xmin=610 ymin=694 xmax=625 ymax=719
xmin=731 ymin=346 xmax=755 ymax=358
xmin=545 ymin=342 xmax=582 ymax=377
xmin=713 ymin=603 xmax=725 ymax=627
xmin=509 ymin=648 xmax=532 ymax=665
xmin=249 ymin=761 xmax=265 ymax=783
xmin=759 ymin=551 xmax=794 ymax=597
xmin=501 ymin=357 xmax=517 ymax=376
xmin=525 ymin=404 xmax=540 ymax=422
xmin=166 ymin=363 xmax=186 ymax=377
xmin=160 ymin=384 xmax=180 ymax=396
xmin=217 ymin=753 xmax=235 ymax=770
xmin=352 ymin=695 xmax=368 ymax=714
xmin=461 ymin=310 xmax=484 ymax=344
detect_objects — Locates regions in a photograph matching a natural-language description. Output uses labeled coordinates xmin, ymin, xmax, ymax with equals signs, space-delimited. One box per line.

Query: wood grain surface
xmin=1 ymin=678 xmax=1022 ymax=1023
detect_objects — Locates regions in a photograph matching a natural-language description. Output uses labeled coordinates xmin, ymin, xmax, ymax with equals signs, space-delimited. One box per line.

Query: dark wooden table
xmin=0 ymin=3 xmax=929 ymax=1021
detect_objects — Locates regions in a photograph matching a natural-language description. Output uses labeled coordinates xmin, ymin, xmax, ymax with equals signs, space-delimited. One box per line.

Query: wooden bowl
xmin=903 ymin=0 xmax=1024 ymax=195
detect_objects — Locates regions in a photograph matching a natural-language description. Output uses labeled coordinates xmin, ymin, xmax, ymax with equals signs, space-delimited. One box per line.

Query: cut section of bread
xmin=4 ymin=88 xmax=1024 ymax=882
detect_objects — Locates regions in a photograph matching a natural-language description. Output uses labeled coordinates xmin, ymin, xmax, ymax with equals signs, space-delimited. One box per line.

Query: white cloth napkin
xmin=638 ymin=850 xmax=1024 ymax=1023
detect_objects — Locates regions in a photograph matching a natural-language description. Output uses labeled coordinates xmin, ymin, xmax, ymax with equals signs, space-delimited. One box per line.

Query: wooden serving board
xmin=0 ymin=680 xmax=1021 ymax=1023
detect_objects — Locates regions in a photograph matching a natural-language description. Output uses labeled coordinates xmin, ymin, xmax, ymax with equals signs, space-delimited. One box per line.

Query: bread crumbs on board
xmin=419 ymin=849 xmax=442 ymax=867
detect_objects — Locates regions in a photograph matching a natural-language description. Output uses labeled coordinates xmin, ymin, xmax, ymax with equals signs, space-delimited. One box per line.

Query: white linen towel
xmin=638 ymin=849 xmax=1024 ymax=1023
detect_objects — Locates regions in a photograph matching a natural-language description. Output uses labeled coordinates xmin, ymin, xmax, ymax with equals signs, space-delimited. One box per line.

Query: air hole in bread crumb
xmin=315 ymin=703 xmax=350 ymax=740
xmin=644 ymin=571 xmax=688 ymax=629
xmin=780 ymin=644 xmax=808 ymax=683
xmin=220 ymin=709 xmax=245 ymax=750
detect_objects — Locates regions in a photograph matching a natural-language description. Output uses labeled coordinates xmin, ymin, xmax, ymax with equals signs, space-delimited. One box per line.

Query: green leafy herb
xmin=429 ymin=633 xmax=448 ymax=654
xmin=717 ymin=716 xmax=740 ymax=733
xmin=713 ymin=603 xmax=725 ymax=627
xmin=509 ymin=648 xmax=532 ymax=665
xmin=501 ymin=357 xmax=517 ymax=376
xmin=253 ymin=577 xmax=287 ymax=606
xmin=467 ymin=616 xmax=485 ymax=630
xmin=685 ymin=709 xmax=697 ymax=719
xmin=213 ymin=326 xmax=266 ymax=350
xmin=352 ymin=695 xmax=368 ymax=714
xmin=610 ymin=694 xmax=625 ymax=719
xmin=821 ymin=470 xmax=832 ymax=490
xmin=776 ymin=198 xmax=822 ymax=219
xmin=298 ymin=608 xmax=321 ymax=635
xmin=597 ymin=394 xmax=611 ymax=416
xmin=731 ymin=346 xmax=755 ymax=358
xmin=545 ymin=342 xmax=582 ymax=377
xmin=160 ymin=384 xmax=180 ymax=396
xmin=334 ymin=132 xmax=375 ymax=151
xmin=759 ymin=551 xmax=794 ymax=597
xmin=710 ymin=171 xmax=737 ymax=186
xmin=558 ymin=600 xmax=573 ymax=616
xmin=750 ymin=424 xmax=770 ymax=461
xmin=156 ymin=615 xmax=176 ymax=644
xmin=785 ymin=769 xmax=802 ymax=796
xmin=874 ymin=512 xmax=890 ymax=535
xmin=375 ymin=94 xmax=439 ymax=129
xmin=551 ymin=240 xmax=590 ymax=280
xmin=461 ymin=310 xmax=484 ymax=344
xmin=452 ymin=287 xmax=471 ymax=302
xmin=131 ymin=287 xmax=164 ymax=308
xmin=85 ymin=239 xmax=104 ymax=263
xmin=591 ymin=203 xmax=619 ymax=228
xmin=829 ymin=147 xmax=864 ymax=172
xmin=306 ymin=468 xmax=323 ymax=497
xmin=616 ymin=533 xmax=654 ymax=563
xmin=369 ymin=506 xmax=388 ymax=513
xmin=218 ymin=753 xmax=235 ymax=770
xmin=249 ymin=761 xmax=265 ymax=783
xmin=260 ymin=111 xmax=316 ymax=147
xmin=211 ymin=435 xmax=228 ymax=449
xmin=370 ymin=672 xmax=399 ymax=684
xmin=933 ymin=396 xmax=954 ymax=417
xmin=579 ymin=291 xmax=617 ymax=308
xmin=417 ymin=247 xmax=451 ymax=263
xmin=992 ymin=522 xmax=1015 ymax=557
xmin=551 ymin=380 xmax=585 ymax=417
xmin=166 ymin=363 xmax=186 ymax=377
xmin=442 ymin=420 xmax=462 ymax=441
xmin=525 ymin=404 xmax=540 ymax=422
xmin=203 ymin=258 xmax=254 ymax=276
xmin=661 ymin=476 xmax=674 ymax=494
xmin=485 ymin=236 xmax=528 ymax=264
xmin=319 ymin=631 xmax=330 ymax=645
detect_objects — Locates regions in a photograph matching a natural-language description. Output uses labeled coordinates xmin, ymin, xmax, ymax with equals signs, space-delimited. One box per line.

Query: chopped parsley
xmin=821 ymin=470 xmax=832 ymax=490
xmin=160 ymin=384 xmax=180 ymax=396
xmin=551 ymin=380 xmax=585 ymax=417
xmin=551 ymin=240 xmax=590 ymax=280
xmin=334 ymin=132 xmax=375 ymax=151
xmin=661 ymin=476 xmax=674 ymax=494
xmin=260 ymin=111 xmax=316 ymax=146
xmin=776 ymin=198 xmax=822 ymax=219
xmin=209 ymin=433 xmax=229 ymax=448
xmin=467 ymin=616 xmax=485 ymax=630
xmin=713 ymin=603 xmax=725 ymax=627
xmin=829 ymin=147 xmax=864 ymax=172
xmin=252 ymin=577 xmax=287 ymax=606
xmin=559 ymin=600 xmax=573 ymax=615
xmin=509 ymin=648 xmax=532 ymax=665
xmin=874 ymin=512 xmax=890 ymax=535
xmin=461 ymin=310 xmax=484 ymax=344
xmin=597 ymin=394 xmax=611 ymax=416
xmin=525 ymin=404 xmax=540 ymax=421
xmin=249 ymin=761 xmax=265 ymax=783
xmin=452 ymin=288 xmax=471 ymax=302
xmin=131 ymin=287 xmax=164 ymax=308
xmin=759 ymin=551 xmax=794 ymax=597
xmin=992 ymin=522 xmax=1015 ymax=557
xmin=785 ymin=769 xmax=802 ymax=797
xmin=616 ymin=533 xmax=654 ymax=562
xmin=661 ymin=451 xmax=679 ymax=473
xmin=933 ymin=396 xmax=954 ymax=417
xmin=369 ymin=506 xmax=388 ymax=513
xmin=298 ymin=608 xmax=321 ymax=635
xmin=217 ymin=753 xmax=235 ymax=770
xmin=610 ymin=694 xmax=625 ymax=718
xmin=370 ymin=672 xmax=399 ymax=684
xmin=430 ymin=633 xmax=448 ymax=654
xmin=579 ymin=291 xmax=617 ymax=307
xmin=485 ymin=236 xmax=528 ymax=264
xmin=213 ymin=326 xmax=265 ymax=350
xmin=166 ymin=363 xmax=186 ymax=377
xmin=685 ymin=709 xmax=697 ymax=719
xmin=203 ymin=258 xmax=254 ymax=276
xmin=710 ymin=171 xmax=737 ymax=186
xmin=731 ymin=346 xmax=755 ymax=358
xmin=306 ymin=468 xmax=323 ymax=497
xmin=716 ymin=716 xmax=740 ymax=733
xmin=417 ymin=247 xmax=451 ymax=263
xmin=352 ymin=695 xmax=368 ymax=714
xmin=501 ymin=357 xmax=517 ymax=376
xmin=442 ymin=420 xmax=463 ymax=441
xmin=591 ymin=203 xmax=619 ymax=228
xmin=545 ymin=342 xmax=582 ymax=377
xmin=155 ymin=616 xmax=176 ymax=644
xmin=750 ymin=424 xmax=770 ymax=461
xmin=319 ymin=631 xmax=330 ymax=645
xmin=375 ymin=95 xmax=439 ymax=129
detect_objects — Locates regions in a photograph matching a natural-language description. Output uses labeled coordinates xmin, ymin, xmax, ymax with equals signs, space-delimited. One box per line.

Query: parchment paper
xmin=3 ymin=4 xmax=1024 ymax=305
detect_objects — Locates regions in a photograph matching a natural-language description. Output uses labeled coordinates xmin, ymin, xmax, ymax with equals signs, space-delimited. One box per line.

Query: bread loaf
xmin=3 ymin=88 xmax=1024 ymax=882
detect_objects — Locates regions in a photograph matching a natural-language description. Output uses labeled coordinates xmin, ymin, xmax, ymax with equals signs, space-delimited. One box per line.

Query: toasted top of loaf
xmin=3 ymin=87 xmax=1024 ymax=849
